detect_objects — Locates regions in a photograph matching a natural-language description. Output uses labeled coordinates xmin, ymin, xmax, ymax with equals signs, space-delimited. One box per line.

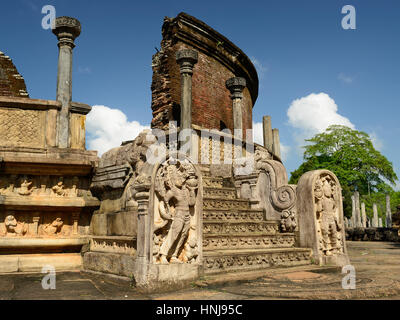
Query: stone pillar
xmin=226 ymin=77 xmax=246 ymax=138
xmin=53 ymin=17 xmax=81 ymax=148
xmin=351 ymin=195 xmax=355 ymax=227
xmin=32 ymin=216 xmax=40 ymax=236
xmin=272 ymin=128 xmax=281 ymax=159
xmin=386 ymin=195 xmax=392 ymax=228
xmin=72 ymin=212 xmax=80 ymax=236
xmin=361 ymin=202 xmax=367 ymax=228
xmin=262 ymin=115 xmax=273 ymax=152
xmin=372 ymin=203 xmax=379 ymax=227
xmin=354 ymin=191 xmax=361 ymax=227
xmin=176 ymin=49 xmax=198 ymax=131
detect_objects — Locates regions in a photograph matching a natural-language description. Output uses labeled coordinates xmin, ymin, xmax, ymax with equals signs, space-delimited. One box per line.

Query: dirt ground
xmin=1 ymin=241 xmax=399 ymax=300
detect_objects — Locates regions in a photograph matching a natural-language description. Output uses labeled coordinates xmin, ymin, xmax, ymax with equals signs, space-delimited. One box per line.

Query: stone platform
xmin=1 ymin=241 xmax=400 ymax=300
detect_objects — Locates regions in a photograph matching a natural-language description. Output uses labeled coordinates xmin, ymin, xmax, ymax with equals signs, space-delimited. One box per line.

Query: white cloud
xmin=338 ymin=73 xmax=354 ymax=84
xmin=78 ymin=66 xmax=92 ymax=75
xmin=86 ymin=105 xmax=149 ymax=156
xmin=287 ymin=92 xmax=355 ymax=139
xmin=369 ymin=132 xmax=383 ymax=151
xmin=250 ymin=57 xmax=268 ymax=79
xmin=252 ymin=121 xmax=290 ymax=162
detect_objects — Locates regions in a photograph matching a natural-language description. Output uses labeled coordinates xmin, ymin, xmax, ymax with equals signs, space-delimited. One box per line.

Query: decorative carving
xmin=203 ymin=234 xmax=295 ymax=251
xmin=280 ymin=209 xmax=297 ymax=233
xmin=0 ymin=109 xmax=43 ymax=148
xmin=314 ymin=174 xmax=344 ymax=256
xmin=153 ymin=158 xmax=199 ymax=264
xmin=204 ymin=251 xmax=310 ymax=272
xmin=52 ymin=180 xmax=67 ymax=197
xmin=18 ymin=179 xmax=33 ymax=196
xmin=4 ymin=215 xmax=27 ymax=237
xmin=203 ymin=209 xmax=264 ymax=222
xmin=42 ymin=218 xmax=64 ymax=236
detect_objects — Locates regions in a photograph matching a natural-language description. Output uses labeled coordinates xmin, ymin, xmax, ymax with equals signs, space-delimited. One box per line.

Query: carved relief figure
xmin=42 ymin=218 xmax=64 ymax=235
xmin=18 ymin=179 xmax=33 ymax=195
xmin=52 ymin=180 xmax=67 ymax=197
xmin=314 ymin=175 xmax=343 ymax=256
xmin=4 ymin=215 xmax=27 ymax=236
xmin=154 ymin=158 xmax=198 ymax=264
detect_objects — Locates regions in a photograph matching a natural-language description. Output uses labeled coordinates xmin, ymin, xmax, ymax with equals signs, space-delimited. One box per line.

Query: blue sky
xmin=1 ymin=0 xmax=400 ymax=187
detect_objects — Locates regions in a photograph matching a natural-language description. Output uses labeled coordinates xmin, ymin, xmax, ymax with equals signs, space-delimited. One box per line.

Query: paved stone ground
xmin=1 ymin=241 xmax=400 ymax=300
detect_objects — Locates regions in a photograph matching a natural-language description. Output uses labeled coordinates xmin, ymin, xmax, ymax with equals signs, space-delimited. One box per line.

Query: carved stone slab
xmin=296 ymin=170 xmax=349 ymax=266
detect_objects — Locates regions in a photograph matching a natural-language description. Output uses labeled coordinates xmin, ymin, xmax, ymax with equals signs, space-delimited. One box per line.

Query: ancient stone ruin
xmin=0 ymin=12 xmax=349 ymax=289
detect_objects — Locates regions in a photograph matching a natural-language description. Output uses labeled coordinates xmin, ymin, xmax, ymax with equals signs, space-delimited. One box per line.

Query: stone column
xmin=353 ymin=191 xmax=361 ymax=227
xmin=351 ymin=195 xmax=355 ymax=227
xmin=226 ymin=77 xmax=246 ymax=138
xmin=372 ymin=203 xmax=379 ymax=227
xmin=262 ymin=115 xmax=273 ymax=152
xmin=32 ymin=216 xmax=40 ymax=236
xmin=176 ymin=49 xmax=198 ymax=131
xmin=72 ymin=212 xmax=80 ymax=236
xmin=272 ymin=128 xmax=281 ymax=159
xmin=361 ymin=202 xmax=367 ymax=228
xmin=53 ymin=17 xmax=81 ymax=148
xmin=386 ymin=195 xmax=392 ymax=228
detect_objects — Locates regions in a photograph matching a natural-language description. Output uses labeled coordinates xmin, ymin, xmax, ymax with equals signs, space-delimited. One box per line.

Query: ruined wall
xmin=0 ymin=51 xmax=29 ymax=98
xmin=151 ymin=12 xmax=257 ymax=135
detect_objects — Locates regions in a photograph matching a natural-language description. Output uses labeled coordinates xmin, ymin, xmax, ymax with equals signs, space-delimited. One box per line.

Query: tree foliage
xmin=289 ymin=125 xmax=399 ymax=216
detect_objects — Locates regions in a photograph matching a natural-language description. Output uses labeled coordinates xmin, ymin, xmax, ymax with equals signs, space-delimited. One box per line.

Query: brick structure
xmin=151 ymin=12 xmax=258 ymax=136
xmin=0 ymin=51 xmax=29 ymax=98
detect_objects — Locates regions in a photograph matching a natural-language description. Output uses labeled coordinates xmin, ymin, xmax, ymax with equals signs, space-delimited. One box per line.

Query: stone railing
xmin=0 ymin=97 xmax=91 ymax=150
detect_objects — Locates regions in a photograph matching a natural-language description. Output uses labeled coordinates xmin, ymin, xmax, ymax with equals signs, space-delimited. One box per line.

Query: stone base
xmin=0 ymin=253 xmax=82 ymax=273
xmin=82 ymin=251 xmax=136 ymax=278
xmin=319 ymin=253 xmax=349 ymax=267
xmin=83 ymin=251 xmax=202 ymax=292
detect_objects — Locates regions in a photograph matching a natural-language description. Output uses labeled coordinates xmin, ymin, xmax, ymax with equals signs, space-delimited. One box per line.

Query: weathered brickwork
xmin=0 ymin=51 xmax=29 ymax=98
xmin=151 ymin=13 xmax=256 ymax=135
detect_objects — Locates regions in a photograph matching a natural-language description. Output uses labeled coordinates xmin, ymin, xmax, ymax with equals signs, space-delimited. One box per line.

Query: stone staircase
xmin=200 ymin=168 xmax=312 ymax=275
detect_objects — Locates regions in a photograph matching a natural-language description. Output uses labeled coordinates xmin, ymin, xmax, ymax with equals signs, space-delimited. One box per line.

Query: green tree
xmin=289 ymin=125 xmax=398 ymax=217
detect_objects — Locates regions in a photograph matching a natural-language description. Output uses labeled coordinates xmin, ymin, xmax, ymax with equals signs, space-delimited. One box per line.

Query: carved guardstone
xmin=296 ymin=170 xmax=349 ymax=266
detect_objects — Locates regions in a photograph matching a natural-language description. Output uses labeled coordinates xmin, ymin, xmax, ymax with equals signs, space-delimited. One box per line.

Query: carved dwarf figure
xmin=52 ymin=180 xmax=67 ymax=197
xmin=18 ymin=179 xmax=33 ymax=196
xmin=315 ymin=177 xmax=341 ymax=256
xmin=43 ymin=218 xmax=63 ymax=235
xmin=156 ymin=159 xmax=198 ymax=264
xmin=4 ymin=215 xmax=27 ymax=236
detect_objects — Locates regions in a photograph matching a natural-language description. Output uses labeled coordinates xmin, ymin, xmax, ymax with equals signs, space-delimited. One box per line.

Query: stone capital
xmin=52 ymin=16 xmax=81 ymax=48
xmin=176 ymin=49 xmax=198 ymax=75
xmin=226 ymin=77 xmax=246 ymax=99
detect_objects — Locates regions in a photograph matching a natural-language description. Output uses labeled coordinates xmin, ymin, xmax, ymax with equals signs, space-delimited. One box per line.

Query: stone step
xmin=203 ymin=233 xmax=296 ymax=251
xmin=202 ymin=176 xmax=225 ymax=188
xmin=203 ymin=186 xmax=237 ymax=199
xmin=203 ymin=198 xmax=250 ymax=210
xmin=203 ymin=208 xmax=265 ymax=223
xmin=203 ymin=221 xmax=279 ymax=235
xmin=203 ymin=247 xmax=312 ymax=275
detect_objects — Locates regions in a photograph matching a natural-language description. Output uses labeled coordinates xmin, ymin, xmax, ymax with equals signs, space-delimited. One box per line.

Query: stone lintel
xmin=70 ymin=102 xmax=92 ymax=115
xmin=0 ymin=97 xmax=61 ymax=110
